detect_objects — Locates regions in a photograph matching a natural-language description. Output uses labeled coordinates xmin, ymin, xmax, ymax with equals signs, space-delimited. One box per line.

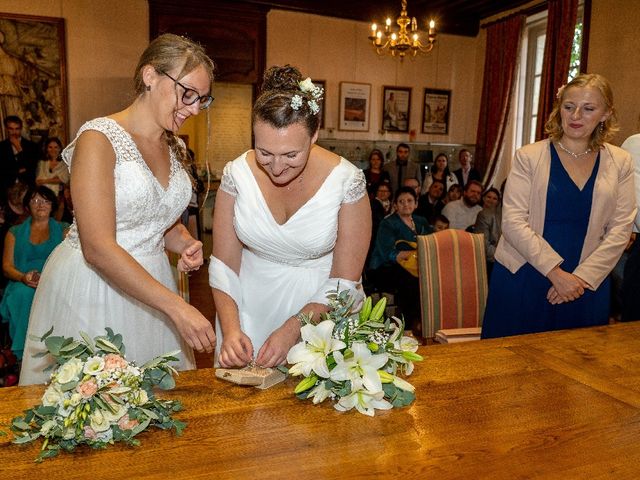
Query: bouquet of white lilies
xmin=287 ymin=290 xmax=423 ymax=416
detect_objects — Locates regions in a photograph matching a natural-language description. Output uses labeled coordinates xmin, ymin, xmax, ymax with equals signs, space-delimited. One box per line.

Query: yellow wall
xmin=267 ymin=10 xmax=485 ymax=145
xmin=2 ymin=0 xmax=149 ymax=136
xmin=588 ymin=0 xmax=640 ymax=142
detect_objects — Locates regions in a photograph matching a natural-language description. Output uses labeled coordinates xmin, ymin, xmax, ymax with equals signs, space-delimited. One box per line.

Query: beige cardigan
xmin=495 ymin=139 xmax=636 ymax=290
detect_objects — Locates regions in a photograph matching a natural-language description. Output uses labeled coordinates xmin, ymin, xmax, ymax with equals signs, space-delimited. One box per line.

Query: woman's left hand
xmin=177 ymin=239 xmax=204 ymax=273
xmin=255 ymin=318 xmax=300 ymax=367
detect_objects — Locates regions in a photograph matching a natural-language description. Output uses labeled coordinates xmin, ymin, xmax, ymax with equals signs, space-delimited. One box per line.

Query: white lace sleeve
xmin=343 ymin=168 xmax=366 ymax=204
xmin=219 ymin=162 xmax=237 ymax=197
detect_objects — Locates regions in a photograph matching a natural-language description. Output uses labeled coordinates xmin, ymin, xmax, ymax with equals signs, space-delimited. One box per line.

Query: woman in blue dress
xmin=0 ymin=186 xmax=67 ymax=359
xmin=482 ymin=74 xmax=636 ymax=338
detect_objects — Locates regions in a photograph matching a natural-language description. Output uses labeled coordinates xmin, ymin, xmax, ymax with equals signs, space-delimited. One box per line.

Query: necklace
xmin=557 ymin=141 xmax=592 ymax=158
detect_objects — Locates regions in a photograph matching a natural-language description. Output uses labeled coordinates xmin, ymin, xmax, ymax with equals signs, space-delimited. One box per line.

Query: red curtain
xmin=475 ymin=14 xmax=525 ymax=184
xmin=535 ymin=0 xmax=579 ymax=140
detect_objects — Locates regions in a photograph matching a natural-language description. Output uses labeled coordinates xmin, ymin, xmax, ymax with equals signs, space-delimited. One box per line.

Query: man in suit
xmin=383 ymin=143 xmax=420 ymax=193
xmin=453 ymin=149 xmax=481 ymax=188
xmin=416 ymin=179 xmax=445 ymax=225
xmin=0 ymin=116 xmax=39 ymax=199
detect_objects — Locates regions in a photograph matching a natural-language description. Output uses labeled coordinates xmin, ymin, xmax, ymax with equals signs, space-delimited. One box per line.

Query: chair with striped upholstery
xmin=416 ymin=230 xmax=488 ymax=341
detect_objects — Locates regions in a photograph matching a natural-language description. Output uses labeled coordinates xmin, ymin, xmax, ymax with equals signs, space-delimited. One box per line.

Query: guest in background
xmin=363 ymin=148 xmax=390 ymax=197
xmin=368 ymin=186 xmax=433 ymax=334
xmin=474 ymin=187 xmax=503 ymax=278
xmin=59 ymin=183 xmax=74 ymax=224
xmin=453 ymin=149 xmax=481 ymax=187
xmin=482 ymin=73 xmax=635 ymax=339
xmin=0 ymin=116 xmax=39 ymax=199
xmin=444 ymin=183 xmax=462 ymax=204
xmin=416 ymin=179 xmax=445 ymax=225
xmin=421 ymin=152 xmax=457 ymax=195
xmin=441 ymin=180 xmax=483 ymax=230
xmin=402 ymin=177 xmax=421 ymax=197
xmin=621 ymin=123 xmax=640 ymax=321
xmin=36 ymin=137 xmax=69 ymax=197
xmin=383 ymin=143 xmax=420 ymax=193
xmin=371 ymin=183 xmax=392 ymax=237
xmin=433 ymin=214 xmax=449 ymax=232
xmin=0 ymin=186 xmax=67 ymax=361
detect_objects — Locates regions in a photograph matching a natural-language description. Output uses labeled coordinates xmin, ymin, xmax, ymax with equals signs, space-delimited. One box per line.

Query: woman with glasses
xmin=20 ymin=34 xmax=216 ymax=384
xmin=0 ymin=186 xmax=68 ymax=362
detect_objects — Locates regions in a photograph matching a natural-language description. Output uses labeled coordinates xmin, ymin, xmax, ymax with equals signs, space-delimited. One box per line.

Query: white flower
xmin=307 ymin=382 xmax=332 ymax=404
xmin=62 ymin=427 xmax=76 ymax=440
xmin=56 ymin=357 xmax=83 ymax=384
xmin=334 ymin=389 xmax=393 ymax=416
xmin=330 ymin=342 xmax=388 ymax=393
xmin=394 ymin=335 xmax=419 ymax=353
xmin=287 ymin=320 xmax=346 ymax=378
xmin=299 ymin=78 xmax=315 ymax=92
xmin=89 ymin=409 xmax=111 ymax=432
xmin=69 ymin=392 xmax=82 ymax=406
xmin=40 ymin=419 xmax=57 ymax=436
xmin=308 ymin=100 xmax=320 ymax=115
xmin=102 ymin=403 xmax=127 ymax=423
xmin=290 ymin=94 xmax=303 ymax=110
xmin=130 ymin=389 xmax=149 ymax=406
xmin=83 ymin=356 xmax=105 ymax=375
xmin=42 ymin=385 xmax=64 ymax=407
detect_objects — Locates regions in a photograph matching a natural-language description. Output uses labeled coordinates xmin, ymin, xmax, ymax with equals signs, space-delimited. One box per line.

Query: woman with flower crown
xmin=20 ymin=34 xmax=216 ymax=385
xmin=210 ymin=65 xmax=371 ymax=368
xmin=482 ymin=73 xmax=636 ymax=338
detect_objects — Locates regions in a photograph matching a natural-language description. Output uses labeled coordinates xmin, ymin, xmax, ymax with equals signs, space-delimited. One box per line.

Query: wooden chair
xmin=416 ymin=230 xmax=488 ymax=342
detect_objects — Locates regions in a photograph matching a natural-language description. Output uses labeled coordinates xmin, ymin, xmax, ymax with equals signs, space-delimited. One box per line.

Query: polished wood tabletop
xmin=2 ymin=322 xmax=640 ymax=479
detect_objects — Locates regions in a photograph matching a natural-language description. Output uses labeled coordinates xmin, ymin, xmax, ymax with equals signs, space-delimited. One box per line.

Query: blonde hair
xmin=133 ymin=34 xmax=215 ymax=175
xmin=545 ymin=73 xmax=619 ymax=150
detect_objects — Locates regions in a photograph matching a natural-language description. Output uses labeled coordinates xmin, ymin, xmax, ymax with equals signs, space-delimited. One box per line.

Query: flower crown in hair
xmin=556 ymin=84 xmax=566 ymax=99
xmin=290 ymin=78 xmax=324 ymax=115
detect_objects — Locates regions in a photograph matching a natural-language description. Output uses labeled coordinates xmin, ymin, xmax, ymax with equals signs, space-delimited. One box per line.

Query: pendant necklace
xmin=557 ymin=141 xmax=592 ymax=159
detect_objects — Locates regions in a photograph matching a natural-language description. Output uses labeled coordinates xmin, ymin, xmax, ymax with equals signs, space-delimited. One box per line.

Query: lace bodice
xmin=61 ymin=117 xmax=191 ymax=256
xmin=220 ymin=152 xmax=366 ymax=266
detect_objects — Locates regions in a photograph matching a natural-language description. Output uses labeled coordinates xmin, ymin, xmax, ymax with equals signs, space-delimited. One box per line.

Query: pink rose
xmin=83 ymin=426 xmax=97 ymax=440
xmin=117 ymin=414 xmax=140 ymax=430
xmin=104 ymin=354 xmax=128 ymax=371
xmin=77 ymin=379 xmax=98 ymax=398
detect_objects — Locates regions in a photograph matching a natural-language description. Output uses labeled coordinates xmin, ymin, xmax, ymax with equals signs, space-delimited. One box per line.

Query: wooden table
xmin=2 ymin=322 xmax=640 ymax=479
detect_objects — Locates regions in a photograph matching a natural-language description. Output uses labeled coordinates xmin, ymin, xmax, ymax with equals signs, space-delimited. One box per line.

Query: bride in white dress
xmin=209 ymin=66 xmax=371 ymax=368
xmin=20 ymin=34 xmax=216 ymax=385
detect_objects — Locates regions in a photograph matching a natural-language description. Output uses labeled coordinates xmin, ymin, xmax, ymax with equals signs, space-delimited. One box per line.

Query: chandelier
xmin=368 ymin=0 xmax=437 ymax=59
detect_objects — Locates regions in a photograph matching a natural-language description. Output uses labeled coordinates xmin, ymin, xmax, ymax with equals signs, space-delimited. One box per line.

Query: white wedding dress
xmin=209 ymin=151 xmax=366 ymax=360
xmin=20 ymin=118 xmax=196 ymax=385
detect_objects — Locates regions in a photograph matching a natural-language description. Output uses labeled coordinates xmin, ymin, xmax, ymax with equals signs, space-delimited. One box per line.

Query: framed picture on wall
xmin=311 ymin=79 xmax=326 ymax=129
xmin=422 ymin=88 xmax=451 ymax=135
xmin=382 ymin=86 xmax=411 ymax=133
xmin=339 ymin=82 xmax=371 ymax=132
xmin=0 ymin=13 xmax=68 ymax=143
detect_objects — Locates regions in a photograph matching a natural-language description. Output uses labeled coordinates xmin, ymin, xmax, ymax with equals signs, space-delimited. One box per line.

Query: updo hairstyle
xmin=253 ymin=65 xmax=321 ymax=136
xmin=545 ymin=73 xmax=619 ymax=150
xmin=133 ymin=33 xmax=215 ymax=175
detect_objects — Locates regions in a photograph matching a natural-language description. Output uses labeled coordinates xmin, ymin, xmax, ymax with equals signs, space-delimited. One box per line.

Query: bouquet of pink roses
xmin=10 ymin=328 xmax=184 ymax=462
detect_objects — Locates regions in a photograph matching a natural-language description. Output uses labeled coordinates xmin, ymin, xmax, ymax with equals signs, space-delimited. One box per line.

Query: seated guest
xmin=453 ymin=149 xmax=481 ymax=187
xmin=474 ymin=187 xmax=503 ymax=278
xmin=482 ymin=73 xmax=635 ymax=339
xmin=444 ymin=183 xmax=462 ymax=204
xmin=0 ymin=186 xmax=68 ymax=360
xmin=416 ymin=180 xmax=445 ymax=225
xmin=368 ymin=187 xmax=433 ymax=333
xmin=433 ymin=214 xmax=449 ymax=232
xmin=442 ymin=180 xmax=483 ymax=230
xmin=36 ymin=137 xmax=68 ymax=197
xmin=364 ymin=149 xmax=391 ymax=198
xmin=403 ymin=177 xmax=421 ymax=198
xmin=421 ymin=152 xmax=458 ymax=195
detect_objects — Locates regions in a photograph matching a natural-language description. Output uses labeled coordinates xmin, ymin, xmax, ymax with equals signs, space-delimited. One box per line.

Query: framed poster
xmin=339 ymin=82 xmax=371 ymax=132
xmin=0 ymin=13 xmax=68 ymax=143
xmin=422 ymin=88 xmax=451 ymax=135
xmin=311 ymin=79 xmax=326 ymax=129
xmin=382 ymin=86 xmax=411 ymax=132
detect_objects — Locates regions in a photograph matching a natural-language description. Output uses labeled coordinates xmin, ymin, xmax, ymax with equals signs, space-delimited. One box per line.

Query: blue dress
xmin=0 ymin=218 xmax=66 ymax=358
xmin=482 ymin=145 xmax=608 ymax=338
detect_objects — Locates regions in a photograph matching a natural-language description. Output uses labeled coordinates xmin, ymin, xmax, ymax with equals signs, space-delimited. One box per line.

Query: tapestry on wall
xmin=0 ymin=12 xmax=67 ymax=143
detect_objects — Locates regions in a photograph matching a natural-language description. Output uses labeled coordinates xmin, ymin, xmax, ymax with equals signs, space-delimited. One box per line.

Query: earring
xmin=599 ymin=121 xmax=604 ymax=133
xmin=145 ymin=85 xmax=151 ymax=91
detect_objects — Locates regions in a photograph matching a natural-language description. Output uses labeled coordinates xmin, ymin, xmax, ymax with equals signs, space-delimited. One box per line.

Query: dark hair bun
xmin=261 ymin=65 xmax=302 ymax=93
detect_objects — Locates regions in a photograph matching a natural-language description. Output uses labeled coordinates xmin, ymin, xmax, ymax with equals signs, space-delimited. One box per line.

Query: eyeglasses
xmin=31 ymin=197 xmax=52 ymax=206
xmin=161 ymin=71 xmax=214 ymax=109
